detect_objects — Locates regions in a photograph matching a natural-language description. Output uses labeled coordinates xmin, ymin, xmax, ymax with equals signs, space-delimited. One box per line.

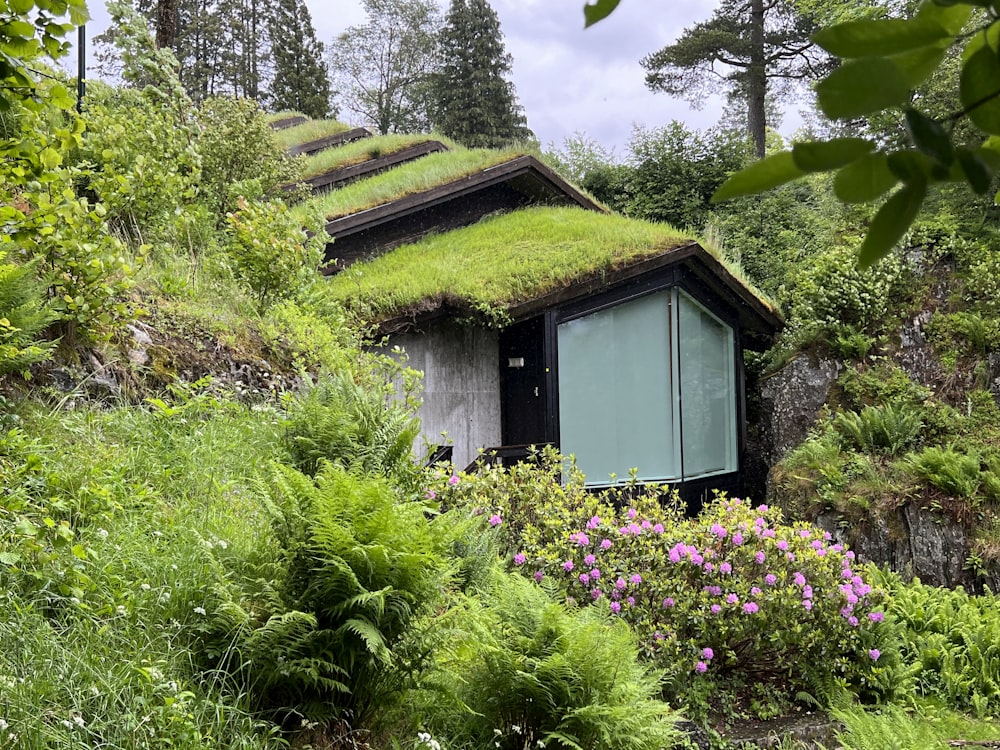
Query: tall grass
xmin=271 ymin=118 xmax=350 ymax=151
xmin=836 ymin=704 xmax=1000 ymax=750
xmin=298 ymin=133 xmax=460 ymax=180
xmin=290 ymin=148 xmax=527 ymax=224
xmin=326 ymin=206 xmax=688 ymax=323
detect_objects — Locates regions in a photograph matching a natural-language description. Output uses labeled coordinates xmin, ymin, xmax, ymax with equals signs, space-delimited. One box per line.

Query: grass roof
xmin=290 ymin=148 xmax=528 ymax=225
xmin=272 ymin=119 xmax=352 ymax=151
xmin=327 ymin=206 xmax=700 ymax=324
xmin=299 ymin=132 xmax=459 ymax=180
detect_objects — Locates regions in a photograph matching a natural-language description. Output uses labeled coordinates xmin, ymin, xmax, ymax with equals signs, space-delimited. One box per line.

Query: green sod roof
xmin=326 ymin=206 xmax=780 ymax=327
xmin=299 ymin=133 xmax=459 ymax=180
xmin=291 ymin=148 xmax=531 ymax=225
xmin=271 ymin=119 xmax=352 ymax=151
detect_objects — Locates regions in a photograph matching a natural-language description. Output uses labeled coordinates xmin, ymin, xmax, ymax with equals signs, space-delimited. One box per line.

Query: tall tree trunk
xmin=748 ymin=0 xmax=767 ymax=158
xmin=155 ymin=0 xmax=179 ymax=50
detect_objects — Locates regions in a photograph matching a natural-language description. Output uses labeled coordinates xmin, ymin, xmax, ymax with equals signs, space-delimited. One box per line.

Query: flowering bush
xmin=431 ymin=453 xmax=891 ymax=717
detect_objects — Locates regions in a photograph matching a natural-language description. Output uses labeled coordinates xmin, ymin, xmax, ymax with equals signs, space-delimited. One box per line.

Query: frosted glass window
xmin=557 ymin=292 xmax=680 ymax=484
xmin=678 ymin=292 xmax=737 ymax=478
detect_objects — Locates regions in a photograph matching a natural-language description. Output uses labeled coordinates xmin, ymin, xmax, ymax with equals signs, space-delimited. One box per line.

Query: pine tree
xmin=430 ymin=0 xmax=533 ymax=149
xmin=268 ymin=0 xmax=331 ymax=118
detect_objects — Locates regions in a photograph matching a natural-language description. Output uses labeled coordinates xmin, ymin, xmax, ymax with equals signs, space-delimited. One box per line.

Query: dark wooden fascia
xmin=270 ymin=116 xmax=308 ymax=130
xmin=287 ymin=126 xmax=373 ymax=157
xmin=287 ymin=140 xmax=448 ymax=194
xmin=323 ymin=155 xmax=606 ymax=238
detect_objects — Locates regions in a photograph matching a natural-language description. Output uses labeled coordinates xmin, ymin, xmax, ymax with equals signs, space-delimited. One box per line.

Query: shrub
xmin=415 ymin=571 xmax=681 ymax=750
xmin=223 ymin=197 xmax=324 ymax=307
xmin=0 ymin=254 xmax=56 ymax=376
xmin=283 ymin=369 xmax=422 ymax=489
xmin=834 ymin=402 xmax=925 ymax=457
xmin=208 ymin=463 xmax=455 ymax=726
xmin=432 ymin=454 xmax=890 ymax=718
xmin=906 ymin=445 xmax=982 ymax=499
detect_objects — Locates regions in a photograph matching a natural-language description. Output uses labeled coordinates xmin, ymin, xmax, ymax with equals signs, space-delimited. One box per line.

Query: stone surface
xmin=756 ymin=354 xmax=842 ymax=469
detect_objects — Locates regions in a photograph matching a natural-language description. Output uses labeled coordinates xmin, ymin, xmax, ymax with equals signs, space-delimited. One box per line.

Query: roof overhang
xmin=374 ymin=242 xmax=782 ymax=349
xmin=321 ymin=155 xmax=606 ymax=272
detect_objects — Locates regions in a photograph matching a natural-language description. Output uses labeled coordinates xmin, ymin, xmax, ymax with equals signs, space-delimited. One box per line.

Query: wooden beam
xmin=287 ymin=126 xmax=373 ymax=157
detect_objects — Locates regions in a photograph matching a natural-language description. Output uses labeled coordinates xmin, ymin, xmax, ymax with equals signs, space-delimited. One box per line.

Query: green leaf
xmin=956 ymin=148 xmax=995 ymax=193
xmin=887 ymin=150 xmax=934 ymax=180
xmin=39 ymin=146 xmax=62 ymax=169
xmin=890 ymin=44 xmax=949 ymax=89
xmin=961 ymin=46 xmax=1000 ymax=134
xmin=583 ymin=0 xmax=621 ymax=28
xmin=905 ymin=109 xmax=954 ymax=165
xmin=813 ymin=18 xmax=951 ymax=58
xmin=10 ymin=0 xmax=35 ymax=12
xmin=1 ymin=20 xmax=37 ymax=38
xmin=792 ymin=138 xmax=874 ymax=172
xmin=918 ymin=0 xmax=974 ymax=34
xmin=710 ymin=152 xmax=804 ymax=203
xmin=0 ymin=551 xmax=20 ymax=566
xmin=858 ymin=181 xmax=926 ymax=269
xmin=816 ymin=58 xmax=912 ymax=120
xmin=834 ymin=153 xmax=899 ymax=203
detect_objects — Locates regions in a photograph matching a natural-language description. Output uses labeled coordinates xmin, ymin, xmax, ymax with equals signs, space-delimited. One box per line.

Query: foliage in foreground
xmin=413 ymin=571 xmax=681 ymax=750
xmin=432 ymin=452 xmax=891 ymax=720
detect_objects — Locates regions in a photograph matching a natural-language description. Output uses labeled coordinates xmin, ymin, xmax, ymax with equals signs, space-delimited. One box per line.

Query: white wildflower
xmin=140 ymin=583 xmax=150 ymax=591
xmin=0 ymin=719 xmax=7 ymax=730
xmin=193 ymin=606 xmax=206 ymax=615
xmin=97 ymin=528 xmax=109 ymax=539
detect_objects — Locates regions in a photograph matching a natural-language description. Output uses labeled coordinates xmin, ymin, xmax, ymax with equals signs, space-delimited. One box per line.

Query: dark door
xmin=499 ymin=316 xmax=548 ymax=446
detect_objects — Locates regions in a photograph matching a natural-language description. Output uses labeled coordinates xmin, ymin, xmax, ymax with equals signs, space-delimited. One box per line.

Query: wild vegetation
xmin=4 ymin=0 xmax=1000 ymax=749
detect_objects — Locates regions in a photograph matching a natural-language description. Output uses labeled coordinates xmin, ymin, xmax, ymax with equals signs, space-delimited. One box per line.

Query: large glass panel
xmin=557 ymin=292 xmax=679 ymax=484
xmin=678 ymin=292 xmax=736 ymax=478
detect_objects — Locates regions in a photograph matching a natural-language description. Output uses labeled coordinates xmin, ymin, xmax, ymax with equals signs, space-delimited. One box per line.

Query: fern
xmin=0 ymin=253 xmax=56 ymax=376
xmin=284 ymin=370 xmax=421 ymax=488
xmin=834 ymin=402 xmax=924 ymax=456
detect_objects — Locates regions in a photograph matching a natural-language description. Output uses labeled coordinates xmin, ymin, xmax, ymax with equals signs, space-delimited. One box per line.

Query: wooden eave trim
xmin=323 ymin=155 xmax=606 ymax=238
xmin=285 ymin=141 xmax=449 ymax=194
xmin=270 ymin=116 xmax=307 ymax=130
xmin=287 ymin=127 xmax=373 ymax=157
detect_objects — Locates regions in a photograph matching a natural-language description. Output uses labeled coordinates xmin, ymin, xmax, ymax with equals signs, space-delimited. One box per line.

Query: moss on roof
xmin=327 ymin=206 xmax=701 ymax=325
xmin=299 ymin=133 xmax=459 ymax=180
xmin=290 ymin=148 xmax=528 ymax=225
xmin=271 ymin=119 xmax=352 ymax=150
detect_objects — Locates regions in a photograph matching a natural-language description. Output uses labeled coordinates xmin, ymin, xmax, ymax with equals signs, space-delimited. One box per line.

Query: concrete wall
xmin=389 ymin=320 xmax=501 ymax=470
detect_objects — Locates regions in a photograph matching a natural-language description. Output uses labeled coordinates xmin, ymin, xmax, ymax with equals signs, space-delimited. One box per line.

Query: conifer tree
xmin=269 ymin=0 xmax=331 ymax=118
xmin=430 ymin=0 xmax=533 ymax=149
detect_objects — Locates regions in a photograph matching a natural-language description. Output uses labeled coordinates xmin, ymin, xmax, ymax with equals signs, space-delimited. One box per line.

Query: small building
xmin=327 ymin=205 xmax=781 ymax=504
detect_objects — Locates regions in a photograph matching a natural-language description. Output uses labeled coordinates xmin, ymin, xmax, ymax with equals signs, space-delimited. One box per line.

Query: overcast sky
xmin=306 ymin=0 xmax=726 ymax=155
xmin=80 ymin=0 xmax=736 ymax=155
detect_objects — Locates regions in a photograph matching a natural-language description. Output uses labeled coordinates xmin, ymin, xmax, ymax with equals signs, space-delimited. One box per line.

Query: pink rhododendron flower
xmin=695 ymin=661 xmax=707 ymax=673
xmin=732 ymin=532 xmax=744 ymax=546
xmin=710 ymin=604 xmax=722 ymax=614
xmin=869 ymin=649 xmax=880 ymax=661
xmin=799 ymin=529 xmax=811 ymax=538
xmin=488 ymin=514 xmax=502 ymax=527
xmin=719 ymin=562 xmax=732 ymax=574
xmin=513 ymin=553 xmax=526 ymax=565
xmin=711 ymin=523 xmax=728 ymax=538
xmin=591 ymin=588 xmax=603 ymax=600
xmin=793 ymin=572 xmax=806 ymax=587
xmin=630 ymin=573 xmax=642 ymax=585
xmin=702 ymin=647 xmax=714 ymax=660
xmin=849 ymin=616 xmax=859 ymax=626
xmin=600 ymin=538 xmax=612 ymax=550
xmin=425 ymin=490 xmax=436 ymax=500
xmin=868 ymin=611 xmax=885 ymax=623
xmin=590 ymin=568 xmax=601 ymax=580
xmin=726 ymin=593 xmax=739 ymax=605
xmin=777 ymin=540 xmax=789 ymax=551
xmin=803 ymin=599 xmax=813 ymax=611
xmin=704 ymin=562 xmax=715 ymax=572
xmin=579 ymin=573 xmax=590 ymax=585
xmin=765 ymin=573 xmax=777 ymax=585
xmin=627 ymin=596 xmax=635 ymax=606
xmin=627 ymin=508 xmax=638 ymax=520
xmin=641 ymin=520 xmax=652 ymax=530
xmin=616 ymin=577 xmax=627 ymax=590
xmin=762 ymin=528 xmax=776 ymax=538
xmin=743 ymin=602 xmax=759 ymax=614
xmin=534 ymin=570 xmax=544 ymax=582
xmin=584 ymin=554 xmax=596 ymax=566
xmin=751 ymin=587 xmax=762 ymax=596
xmin=663 ymin=597 xmax=675 ymax=608
xmin=610 ymin=601 xmax=621 ymax=613
xmin=448 ymin=475 xmax=460 ymax=486
xmin=586 ymin=515 xmax=601 ymax=530
xmin=653 ymin=523 xmax=664 ymax=534
xmin=563 ymin=560 xmax=574 ymax=572
xmin=754 ymin=551 xmax=766 ymax=564
xmin=757 ymin=504 xmax=769 ymax=512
